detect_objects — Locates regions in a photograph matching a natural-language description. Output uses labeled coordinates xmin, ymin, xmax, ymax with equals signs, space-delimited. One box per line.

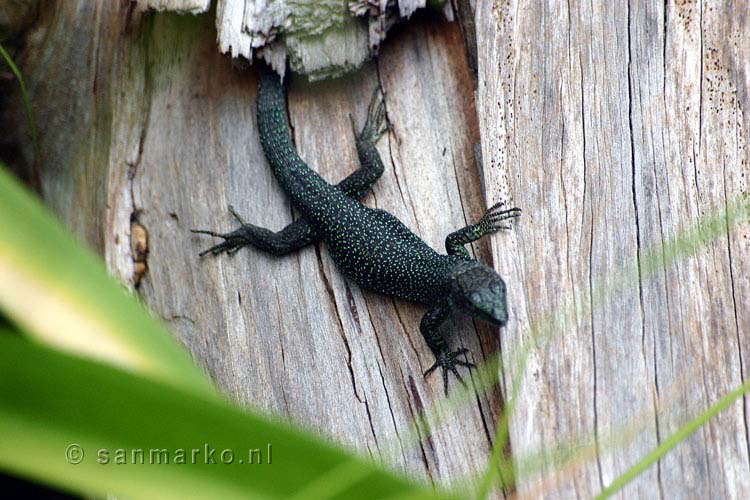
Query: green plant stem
xmin=469 ymin=197 xmax=749 ymax=497
xmin=595 ymin=381 xmax=750 ymax=499
xmin=0 ymin=43 xmax=38 ymax=157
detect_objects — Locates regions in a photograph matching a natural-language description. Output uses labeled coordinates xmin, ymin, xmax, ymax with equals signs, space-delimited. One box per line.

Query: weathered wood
xmin=10 ymin=0 xmax=748 ymax=498
xmin=215 ymin=0 xmax=375 ymax=76
xmin=137 ymin=0 xmax=211 ymax=13
xmin=9 ymin=1 xmax=505 ymax=494
xmin=213 ymin=0 xmax=452 ymax=80
xmin=215 ymin=0 xmax=253 ymax=58
xmin=476 ymin=0 xmax=750 ymax=498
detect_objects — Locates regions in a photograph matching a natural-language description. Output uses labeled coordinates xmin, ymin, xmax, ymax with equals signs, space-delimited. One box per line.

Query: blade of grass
xmin=471 ymin=196 xmax=750 ymax=498
xmin=0 ymin=43 xmax=38 ymax=156
xmin=473 ymin=348 xmax=529 ymax=499
xmin=595 ymin=381 xmax=750 ymax=499
xmin=0 ymin=333 xmax=456 ymax=500
xmin=478 ymin=362 xmax=703 ymax=500
xmin=0 ymin=163 xmax=213 ymax=395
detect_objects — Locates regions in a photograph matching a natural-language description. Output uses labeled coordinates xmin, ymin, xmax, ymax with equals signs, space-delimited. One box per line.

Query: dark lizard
xmin=192 ymin=69 xmax=520 ymax=394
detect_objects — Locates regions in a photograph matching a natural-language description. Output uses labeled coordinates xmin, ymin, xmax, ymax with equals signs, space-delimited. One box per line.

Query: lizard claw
xmin=191 ymin=205 xmax=251 ymax=257
xmin=424 ymin=348 xmax=475 ymax=395
xmin=355 ymin=86 xmax=388 ymax=145
xmin=477 ymin=203 xmax=521 ymax=234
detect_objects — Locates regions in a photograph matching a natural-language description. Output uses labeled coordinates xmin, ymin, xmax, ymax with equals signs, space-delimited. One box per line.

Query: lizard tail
xmin=256 ymin=67 xmax=335 ymax=214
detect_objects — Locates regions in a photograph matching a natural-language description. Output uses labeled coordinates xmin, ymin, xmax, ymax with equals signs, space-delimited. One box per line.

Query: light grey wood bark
xmin=8 ymin=0 xmax=506 ymax=495
xmin=475 ymin=0 xmax=750 ymax=498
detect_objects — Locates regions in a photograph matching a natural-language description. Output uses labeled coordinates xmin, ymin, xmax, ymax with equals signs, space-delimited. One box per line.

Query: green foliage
xmin=1 ymin=41 xmax=748 ymax=496
xmin=595 ymin=381 xmax=750 ymax=499
xmin=0 ymin=332 xmax=450 ymax=500
xmin=3 ymin=152 xmax=746 ymax=498
xmin=0 ymin=165 xmax=213 ymax=395
xmin=470 ymin=195 xmax=750 ymax=498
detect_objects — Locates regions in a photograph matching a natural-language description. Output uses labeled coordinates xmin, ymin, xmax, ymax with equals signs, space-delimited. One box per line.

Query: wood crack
xmin=376 ymin=361 xmax=409 ymax=468
xmin=588 ymin=203 xmax=604 ymax=490
xmin=390 ymin=296 xmax=423 ymax=366
xmin=126 ymin=32 xmax=154 ymax=290
xmin=722 ymin=155 xmax=750 ymax=470
xmin=403 ymin=369 xmax=435 ymax=481
xmin=374 ymin=61 xmax=422 ymax=235
xmin=313 ymin=245 xmax=363 ymax=403
xmin=577 ymin=27 xmax=604 ymax=488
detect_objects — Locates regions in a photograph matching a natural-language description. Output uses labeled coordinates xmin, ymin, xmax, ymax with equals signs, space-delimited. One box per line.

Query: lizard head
xmin=448 ymin=260 xmax=508 ymax=326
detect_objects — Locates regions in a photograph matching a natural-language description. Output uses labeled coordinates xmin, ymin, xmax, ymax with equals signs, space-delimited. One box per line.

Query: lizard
xmin=192 ymin=68 xmax=521 ymax=394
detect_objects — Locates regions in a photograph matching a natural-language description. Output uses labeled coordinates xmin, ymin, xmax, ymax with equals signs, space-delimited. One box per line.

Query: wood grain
xmin=475 ymin=0 xmax=750 ymax=498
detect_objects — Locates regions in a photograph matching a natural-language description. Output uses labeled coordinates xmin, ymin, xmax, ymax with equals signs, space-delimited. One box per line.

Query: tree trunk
xmin=475 ymin=0 xmax=750 ymax=498
xmin=6 ymin=0 xmax=750 ymax=498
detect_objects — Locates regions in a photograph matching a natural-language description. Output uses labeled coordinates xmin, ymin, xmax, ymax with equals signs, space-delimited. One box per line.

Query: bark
xmin=475 ymin=0 xmax=750 ymax=498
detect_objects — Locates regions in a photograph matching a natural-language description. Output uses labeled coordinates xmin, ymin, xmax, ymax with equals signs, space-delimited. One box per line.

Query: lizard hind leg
xmin=350 ymin=86 xmax=389 ymax=145
xmin=338 ymin=86 xmax=390 ymax=200
xmin=191 ymin=205 xmax=318 ymax=257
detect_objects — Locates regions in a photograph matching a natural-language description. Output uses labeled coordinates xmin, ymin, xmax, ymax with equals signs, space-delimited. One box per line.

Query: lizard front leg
xmin=420 ymin=304 xmax=475 ymax=395
xmin=445 ymin=202 xmax=521 ymax=258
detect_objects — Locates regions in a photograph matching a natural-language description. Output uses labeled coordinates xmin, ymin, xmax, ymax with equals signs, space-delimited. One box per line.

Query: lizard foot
xmin=476 ymin=202 xmax=522 ymax=234
xmin=424 ymin=348 xmax=476 ymax=395
xmin=191 ymin=205 xmax=252 ymax=257
xmin=350 ymin=86 xmax=388 ymax=146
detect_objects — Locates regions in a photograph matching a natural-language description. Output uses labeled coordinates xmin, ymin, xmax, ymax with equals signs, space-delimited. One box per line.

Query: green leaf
xmin=0 ymin=333 xmax=453 ymax=500
xmin=0 ymin=164 xmax=213 ymax=394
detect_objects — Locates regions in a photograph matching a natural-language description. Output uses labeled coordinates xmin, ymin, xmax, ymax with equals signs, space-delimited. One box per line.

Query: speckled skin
xmin=194 ymin=69 xmax=520 ymax=393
